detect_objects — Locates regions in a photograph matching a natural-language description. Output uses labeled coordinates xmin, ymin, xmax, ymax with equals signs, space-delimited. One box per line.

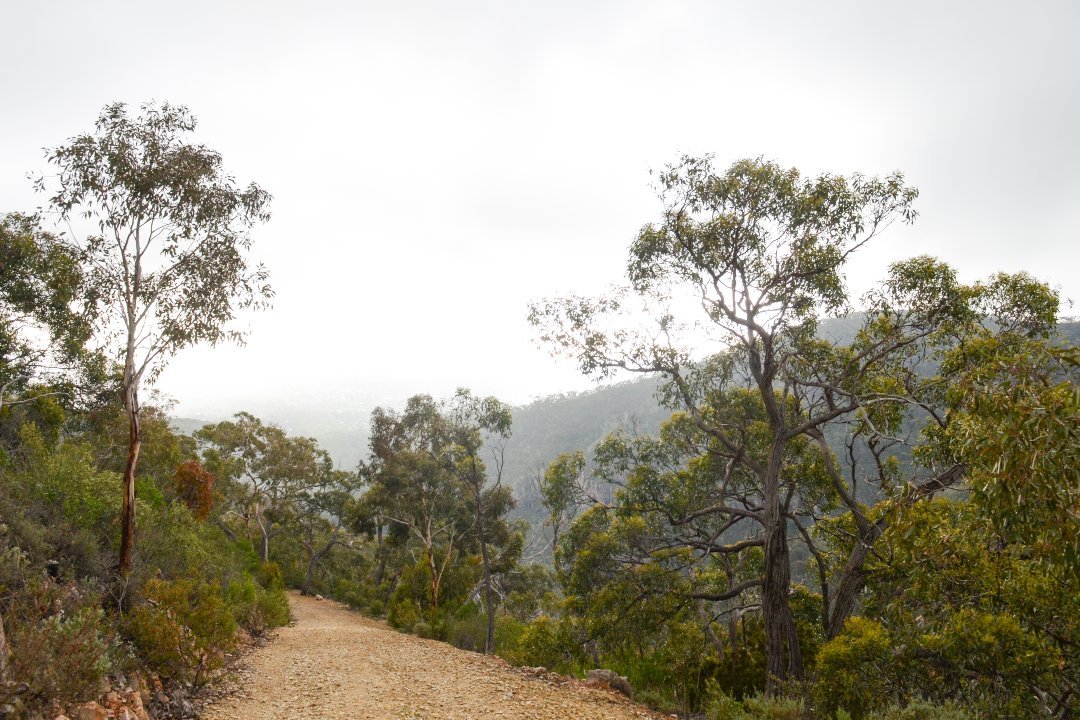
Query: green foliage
xmin=944 ymin=335 xmax=1078 ymax=573
xmin=126 ymin=578 xmax=238 ymax=687
xmin=225 ymin=575 xmax=290 ymax=635
xmin=872 ymin=701 xmax=970 ymax=720
xmin=705 ymin=684 xmax=805 ymax=720
xmin=256 ymin=561 xmax=285 ymax=590
xmin=812 ymin=617 xmax=894 ymax=719
xmin=13 ymin=424 xmax=119 ymax=535
xmin=496 ymin=614 xmax=587 ymax=671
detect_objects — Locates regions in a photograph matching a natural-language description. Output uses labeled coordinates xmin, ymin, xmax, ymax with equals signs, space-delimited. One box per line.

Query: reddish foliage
xmin=174 ymin=459 xmax=215 ymax=520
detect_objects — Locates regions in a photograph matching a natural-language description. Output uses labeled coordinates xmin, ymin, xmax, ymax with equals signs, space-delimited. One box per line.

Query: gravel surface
xmin=201 ymin=592 xmax=667 ymax=720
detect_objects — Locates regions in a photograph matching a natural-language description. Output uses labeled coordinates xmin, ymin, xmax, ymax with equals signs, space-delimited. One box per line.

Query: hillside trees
xmin=41 ymin=101 xmax=272 ymax=575
xmin=447 ymin=389 xmax=517 ymax=653
xmin=361 ymin=391 xmax=522 ymax=644
xmin=529 ymin=155 xmax=1062 ymax=692
xmin=362 ymin=395 xmax=470 ymax=612
xmin=539 ymin=451 xmax=586 ymax=572
xmin=197 ymin=412 xmax=326 ymax=563
xmin=292 ymin=467 xmax=360 ymax=595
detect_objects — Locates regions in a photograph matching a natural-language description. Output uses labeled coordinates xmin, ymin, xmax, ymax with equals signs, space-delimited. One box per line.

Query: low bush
xmin=125 ymin=578 xmax=237 ymax=687
xmin=0 ymin=549 xmax=113 ymax=715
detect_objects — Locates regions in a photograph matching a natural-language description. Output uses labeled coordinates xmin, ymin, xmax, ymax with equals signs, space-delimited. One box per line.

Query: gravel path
xmin=201 ymin=593 xmax=666 ymax=720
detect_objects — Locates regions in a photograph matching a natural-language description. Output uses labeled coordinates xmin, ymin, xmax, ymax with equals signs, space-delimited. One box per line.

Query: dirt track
xmin=201 ymin=593 xmax=665 ymax=720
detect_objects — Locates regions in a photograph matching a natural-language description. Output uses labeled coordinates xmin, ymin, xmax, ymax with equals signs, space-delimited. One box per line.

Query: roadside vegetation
xmin=1 ymin=102 xmax=1075 ymax=719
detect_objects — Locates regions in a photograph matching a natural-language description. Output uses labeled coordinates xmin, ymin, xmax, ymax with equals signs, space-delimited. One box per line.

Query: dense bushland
xmin=2 ymin=108 xmax=1076 ymax=720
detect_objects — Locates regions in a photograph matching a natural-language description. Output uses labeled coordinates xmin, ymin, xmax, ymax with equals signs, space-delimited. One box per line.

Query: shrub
xmin=126 ymin=578 xmax=237 ymax=687
xmin=173 ymin=459 xmax=215 ymax=520
xmin=387 ymin=597 xmax=421 ymax=631
xmin=447 ymin=609 xmax=488 ymax=651
xmin=874 ymin=701 xmax=971 ymax=720
xmin=0 ymin=570 xmax=112 ymax=715
xmin=496 ymin=615 xmax=585 ymax=672
xmin=704 ymin=685 xmax=805 ymax=720
xmin=812 ymin=617 xmax=894 ymax=719
xmin=225 ymin=575 xmax=289 ymax=635
xmin=256 ymin=561 xmax=284 ymax=590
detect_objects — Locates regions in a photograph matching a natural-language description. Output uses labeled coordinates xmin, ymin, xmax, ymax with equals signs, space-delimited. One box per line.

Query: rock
xmin=584 ymin=668 xmax=633 ymax=698
xmin=314 ymin=594 xmax=324 ymax=601
xmin=124 ymin=691 xmax=149 ymax=720
xmin=68 ymin=703 xmax=108 ymax=720
xmin=131 ymin=673 xmax=151 ymax=707
xmin=103 ymin=691 xmax=123 ymax=714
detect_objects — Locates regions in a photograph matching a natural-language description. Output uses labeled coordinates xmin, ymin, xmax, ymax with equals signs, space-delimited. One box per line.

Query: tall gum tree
xmin=42 ymin=102 xmax=271 ymax=576
xmin=446 ymin=388 xmax=515 ymax=654
xmin=528 ymin=156 xmax=1027 ymax=692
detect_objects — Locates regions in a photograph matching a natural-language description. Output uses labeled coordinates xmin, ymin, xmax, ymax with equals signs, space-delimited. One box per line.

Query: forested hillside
xmin=1 ymin=103 xmax=1076 ymax=720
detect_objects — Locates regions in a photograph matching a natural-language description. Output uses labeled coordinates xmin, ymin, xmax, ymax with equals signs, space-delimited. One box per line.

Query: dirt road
xmin=201 ymin=593 xmax=664 ymax=720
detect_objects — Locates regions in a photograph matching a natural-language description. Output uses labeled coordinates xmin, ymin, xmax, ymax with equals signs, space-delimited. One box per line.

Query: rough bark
xmin=761 ymin=441 xmax=803 ymax=694
xmin=826 ymin=522 xmax=884 ymax=639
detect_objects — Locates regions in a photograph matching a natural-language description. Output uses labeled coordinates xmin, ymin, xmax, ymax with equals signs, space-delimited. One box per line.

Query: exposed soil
xmin=200 ymin=593 xmax=667 ymax=720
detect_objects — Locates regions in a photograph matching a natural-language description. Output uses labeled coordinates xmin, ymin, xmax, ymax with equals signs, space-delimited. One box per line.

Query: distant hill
xmin=169 ymin=317 xmax=1078 ymax=540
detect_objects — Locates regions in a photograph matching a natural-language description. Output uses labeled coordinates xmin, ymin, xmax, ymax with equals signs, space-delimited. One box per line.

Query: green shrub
xmin=812 ymin=617 xmax=894 ymax=719
xmin=256 ymin=561 xmax=284 ymax=590
xmin=446 ymin=605 xmax=486 ymax=651
xmin=743 ymin=693 xmax=804 ymax=720
xmin=496 ymin=615 xmax=585 ymax=672
xmin=704 ymin=684 xmax=806 ymax=720
xmin=224 ymin=575 xmax=289 ymax=635
xmin=126 ymin=578 xmax=237 ymax=687
xmin=873 ymin=701 xmax=970 ymax=720
xmin=704 ymin=683 xmax=746 ymax=720
xmin=387 ymin=597 xmax=421 ymax=631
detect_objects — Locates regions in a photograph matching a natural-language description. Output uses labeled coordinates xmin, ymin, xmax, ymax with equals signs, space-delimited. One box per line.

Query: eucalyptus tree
xmin=446 ymin=388 xmax=516 ymax=654
xmin=197 ymin=412 xmax=324 ymax=563
xmin=529 ymin=156 xmax=1058 ymax=691
xmin=0 ymin=213 xmax=96 ymax=417
xmin=42 ymin=102 xmax=272 ymax=575
xmin=362 ymin=395 xmax=473 ymax=610
xmin=539 ymin=450 xmax=586 ymax=572
xmin=292 ymin=468 xmax=360 ymax=595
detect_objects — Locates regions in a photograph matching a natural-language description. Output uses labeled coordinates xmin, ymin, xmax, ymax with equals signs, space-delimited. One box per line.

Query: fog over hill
xmin=172 ymin=318 xmax=1080 ymax=531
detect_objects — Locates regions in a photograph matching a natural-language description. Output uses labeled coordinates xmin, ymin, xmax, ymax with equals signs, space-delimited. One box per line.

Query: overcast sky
xmin=3 ymin=0 xmax=1077 ymax=416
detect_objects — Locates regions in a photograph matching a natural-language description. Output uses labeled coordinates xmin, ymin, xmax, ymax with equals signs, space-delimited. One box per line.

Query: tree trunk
xmin=551 ymin=522 xmax=560 ymax=576
xmin=302 ymin=545 xmax=316 ymax=595
xmin=761 ymin=442 xmax=803 ymax=695
xmin=826 ymin=521 xmax=884 ymax=639
xmin=477 ymin=498 xmax=495 ymax=654
xmin=0 ymin=607 xmax=9 ymax=680
xmin=259 ymin=517 xmax=270 ymax=564
xmin=373 ymin=523 xmax=386 ymax=586
xmin=696 ymin=598 xmax=726 ymax=658
xmin=427 ymin=547 xmax=440 ymax=609
xmin=118 ymin=382 xmax=140 ymax=576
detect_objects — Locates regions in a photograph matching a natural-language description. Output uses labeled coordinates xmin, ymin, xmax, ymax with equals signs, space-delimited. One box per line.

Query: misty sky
xmin=2 ymin=0 xmax=1078 ymax=417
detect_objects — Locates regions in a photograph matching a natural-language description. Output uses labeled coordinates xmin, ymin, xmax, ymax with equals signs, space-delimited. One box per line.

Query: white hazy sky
xmin=3 ymin=0 xmax=1078 ymax=417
